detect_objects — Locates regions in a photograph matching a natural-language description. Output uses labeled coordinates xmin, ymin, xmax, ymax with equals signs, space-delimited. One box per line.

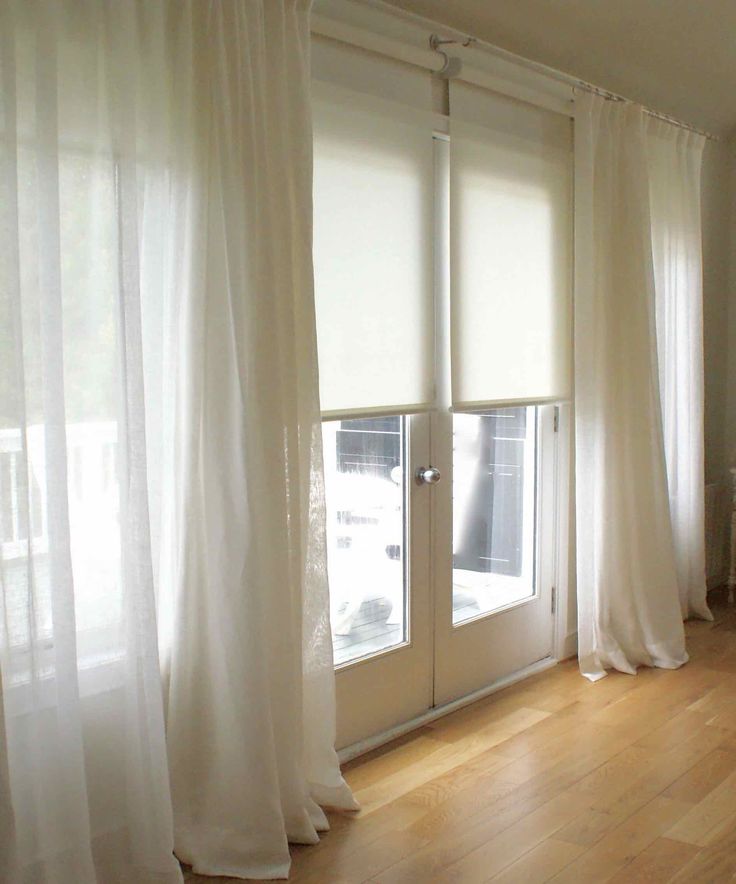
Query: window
xmin=323 ymin=417 xmax=409 ymax=665
xmin=452 ymin=407 xmax=537 ymax=624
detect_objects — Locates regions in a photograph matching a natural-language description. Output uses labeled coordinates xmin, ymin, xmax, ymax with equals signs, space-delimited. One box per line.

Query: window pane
xmin=453 ymin=407 xmax=537 ymax=625
xmin=1 ymin=147 xmax=125 ymax=682
xmin=323 ymin=416 xmax=408 ymax=665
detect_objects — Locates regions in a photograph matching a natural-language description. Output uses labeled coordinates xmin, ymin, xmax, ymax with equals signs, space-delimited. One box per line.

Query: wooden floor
xmin=188 ymin=590 xmax=736 ymax=883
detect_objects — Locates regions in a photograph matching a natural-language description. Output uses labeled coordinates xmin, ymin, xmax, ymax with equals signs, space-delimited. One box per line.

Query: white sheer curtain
xmin=574 ymin=92 xmax=688 ymax=681
xmin=161 ymin=1 xmax=357 ymax=880
xmin=1 ymin=0 xmax=352 ymax=881
xmin=0 ymin=1 xmax=180 ymax=880
xmin=648 ymin=121 xmax=712 ymax=622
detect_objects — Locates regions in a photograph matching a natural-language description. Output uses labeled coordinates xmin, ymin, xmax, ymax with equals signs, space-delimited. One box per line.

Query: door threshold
xmin=337 ymin=655 xmax=557 ymax=764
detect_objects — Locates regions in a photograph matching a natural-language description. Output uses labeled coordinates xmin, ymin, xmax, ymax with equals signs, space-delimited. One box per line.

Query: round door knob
xmin=415 ymin=465 xmax=441 ymax=485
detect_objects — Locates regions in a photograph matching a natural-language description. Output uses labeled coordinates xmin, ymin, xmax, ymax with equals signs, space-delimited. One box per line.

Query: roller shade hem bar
xmin=451 ymin=397 xmax=569 ymax=413
xmin=321 ymin=403 xmax=434 ymax=422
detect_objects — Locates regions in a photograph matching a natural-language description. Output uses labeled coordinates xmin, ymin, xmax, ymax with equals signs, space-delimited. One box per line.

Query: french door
xmin=431 ymin=404 xmax=558 ymax=707
xmin=324 ymin=404 xmax=559 ymax=749
xmin=324 ymin=414 xmax=432 ymax=749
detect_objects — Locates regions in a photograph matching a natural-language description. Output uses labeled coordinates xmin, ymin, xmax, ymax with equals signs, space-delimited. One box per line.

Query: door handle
xmin=415 ymin=466 xmax=441 ymax=485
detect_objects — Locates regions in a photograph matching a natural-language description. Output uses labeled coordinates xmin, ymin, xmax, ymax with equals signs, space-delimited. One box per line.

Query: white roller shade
xmin=450 ymin=81 xmax=573 ymax=410
xmin=311 ymin=31 xmax=440 ymax=113
xmin=313 ymin=86 xmax=436 ymax=417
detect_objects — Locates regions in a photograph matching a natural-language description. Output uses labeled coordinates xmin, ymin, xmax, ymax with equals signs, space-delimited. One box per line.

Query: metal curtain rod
xmin=570 ymin=82 xmax=718 ymax=141
xmin=368 ymin=0 xmax=720 ymax=141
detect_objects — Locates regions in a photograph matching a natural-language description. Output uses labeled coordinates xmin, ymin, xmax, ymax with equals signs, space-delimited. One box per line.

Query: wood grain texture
xmin=185 ymin=590 xmax=736 ymax=883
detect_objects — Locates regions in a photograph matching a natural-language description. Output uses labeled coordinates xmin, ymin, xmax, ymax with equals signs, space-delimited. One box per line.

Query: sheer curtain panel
xmin=647 ymin=122 xmax=712 ymax=622
xmin=0 ymin=1 xmax=180 ymax=881
xmin=161 ymin=2 xmax=357 ymax=880
xmin=573 ymin=92 xmax=688 ymax=681
xmin=1 ymin=0 xmax=352 ymax=881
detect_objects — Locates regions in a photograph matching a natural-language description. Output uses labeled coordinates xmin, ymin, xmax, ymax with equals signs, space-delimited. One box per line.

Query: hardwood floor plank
xmin=402 ymin=724 xmax=631 ymax=848
xmin=435 ymin=790 xmax=593 ymax=882
xmin=292 ymin=827 xmax=428 ymax=884
xmin=669 ymin=815 xmax=736 ymax=882
xmin=663 ymin=747 xmax=736 ymax=803
xmin=606 ymin=837 xmax=700 ymax=883
xmin=342 ymin=728 xmax=445 ymax=791
xmin=253 ymin=598 xmax=736 ymax=884
xmin=666 ymin=768 xmax=736 ymax=846
xmin=547 ymin=795 xmax=693 ymax=883
xmin=487 ymin=838 xmax=584 ymax=883
xmin=351 ymin=744 xmax=512 ymax=816
xmin=426 ymin=702 xmax=552 ymax=745
xmin=567 ymin=744 xmax=655 ymax=802
xmin=366 ymin=729 xmax=642 ymax=882
xmin=554 ymin=724 xmax=733 ymax=848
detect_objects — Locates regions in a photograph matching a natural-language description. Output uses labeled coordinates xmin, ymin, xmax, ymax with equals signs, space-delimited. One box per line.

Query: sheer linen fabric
xmin=161 ymin=2 xmax=357 ymax=880
xmin=574 ymin=92 xmax=688 ymax=681
xmin=647 ymin=122 xmax=712 ymax=622
xmin=0 ymin=0 xmax=353 ymax=881
xmin=0 ymin=1 xmax=181 ymax=881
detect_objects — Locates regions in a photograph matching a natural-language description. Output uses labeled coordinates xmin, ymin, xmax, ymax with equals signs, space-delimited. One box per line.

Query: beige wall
xmin=725 ymin=142 xmax=736 ymax=477
xmin=701 ymin=138 xmax=735 ymax=582
xmin=701 ymin=139 xmax=734 ymax=484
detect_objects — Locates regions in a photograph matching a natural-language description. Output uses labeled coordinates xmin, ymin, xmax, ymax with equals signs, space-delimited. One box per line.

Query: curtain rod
xmin=570 ymin=82 xmax=718 ymax=141
xmin=364 ymin=0 xmax=720 ymax=142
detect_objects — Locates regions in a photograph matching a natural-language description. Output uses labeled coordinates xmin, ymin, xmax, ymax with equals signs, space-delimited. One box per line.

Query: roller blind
xmin=311 ymin=31 xmax=441 ymax=113
xmin=450 ymin=81 xmax=573 ymax=410
xmin=313 ymin=86 xmax=436 ymax=417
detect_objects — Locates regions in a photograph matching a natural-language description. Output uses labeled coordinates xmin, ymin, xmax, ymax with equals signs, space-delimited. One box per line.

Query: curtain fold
xmin=0 ymin=697 xmax=16 ymax=872
xmin=647 ymin=121 xmax=712 ymax=622
xmin=573 ymin=91 xmax=688 ymax=681
xmin=1 ymin=0 xmax=352 ymax=881
xmin=0 ymin=1 xmax=181 ymax=880
xmin=161 ymin=1 xmax=356 ymax=880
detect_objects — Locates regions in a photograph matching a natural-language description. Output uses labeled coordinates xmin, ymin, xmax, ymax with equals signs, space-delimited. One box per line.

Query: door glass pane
xmin=452 ymin=406 xmax=537 ymax=625
xmin=323 ymin=416 xmax=408 ymax=666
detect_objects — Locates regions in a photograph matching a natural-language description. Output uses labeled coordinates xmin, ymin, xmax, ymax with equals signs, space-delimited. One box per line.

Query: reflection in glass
xmin=322 ymin=416 xmax=407 ymax=666
xmin=453 ymin=407 xmax=537 ymax=625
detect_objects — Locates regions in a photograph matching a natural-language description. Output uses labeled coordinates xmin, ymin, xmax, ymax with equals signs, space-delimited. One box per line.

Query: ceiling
xmin=383 ymin=0 xmax=736 ymax=137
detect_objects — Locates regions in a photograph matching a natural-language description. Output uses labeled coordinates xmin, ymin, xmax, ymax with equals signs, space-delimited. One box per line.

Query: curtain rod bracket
xmin=429 ymin=33 xmax=473 ymax=79
xmin=429 ymin=34 xmax=475 ymax=51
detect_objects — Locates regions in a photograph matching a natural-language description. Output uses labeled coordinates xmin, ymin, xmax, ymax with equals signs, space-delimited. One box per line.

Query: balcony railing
xmin=1 ymin=422 xmax=118 ymax=560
